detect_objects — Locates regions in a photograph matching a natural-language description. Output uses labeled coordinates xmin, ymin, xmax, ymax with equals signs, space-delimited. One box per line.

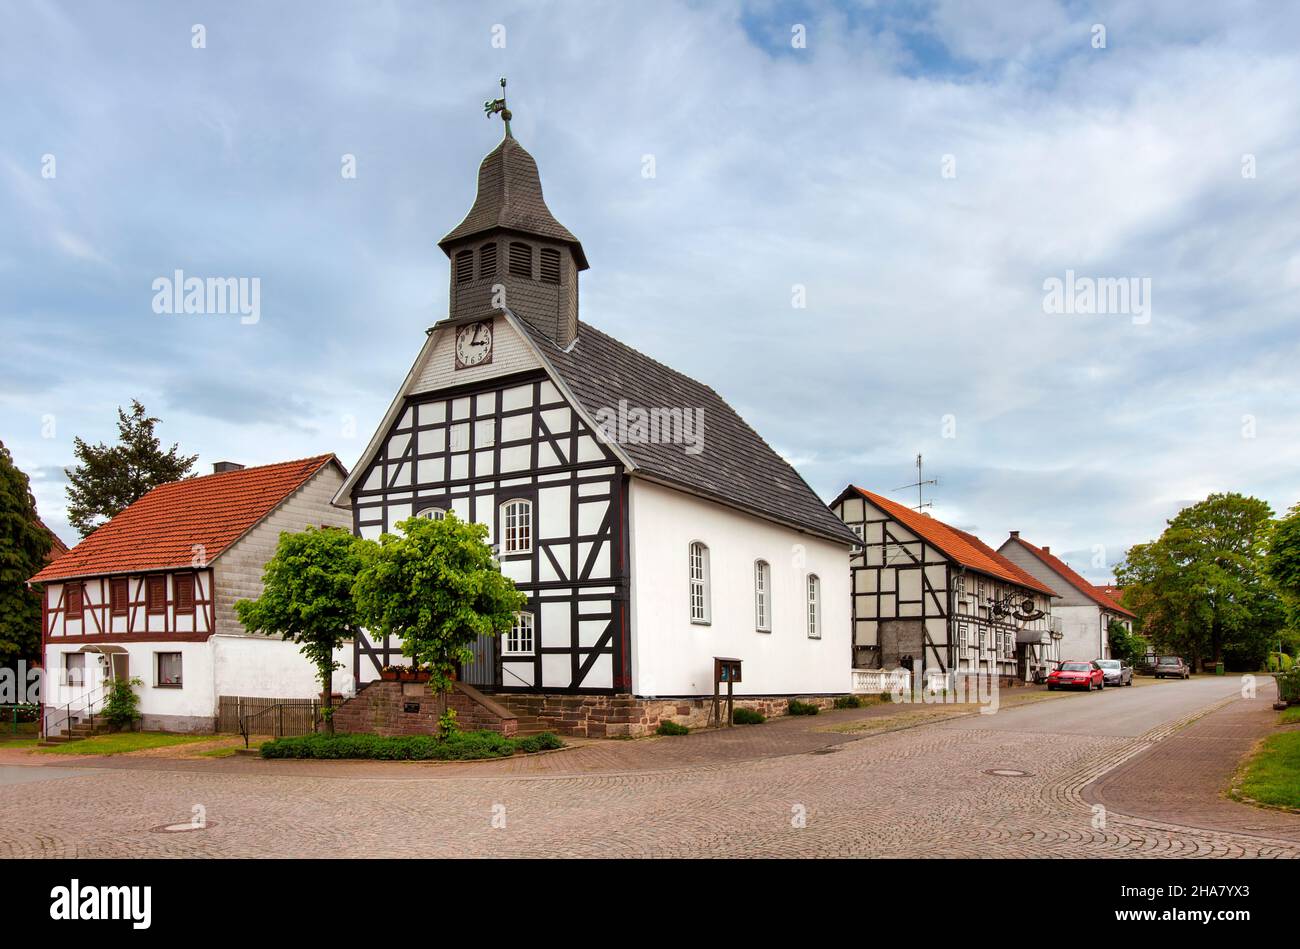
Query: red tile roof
xmin=1002 ymin=536 xmax=1136 ymax=618
xmin=846 ymin=487 xmax=1058 ymax=597
xmin=1093 ymin=584 xmax=1130 ymax=610
xmin=31 ymin=456 xmax=339 ymax=583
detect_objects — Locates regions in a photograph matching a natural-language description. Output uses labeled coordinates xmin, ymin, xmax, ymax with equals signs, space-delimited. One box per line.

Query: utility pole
xmin=893 ymin=454 xmax=937 ymax=512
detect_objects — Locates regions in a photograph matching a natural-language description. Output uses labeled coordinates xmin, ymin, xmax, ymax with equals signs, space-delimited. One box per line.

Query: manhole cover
xmin=150 ymin=821 xmax=216 ymax=834
xmin=983 ymin=768 xmax=1033 ymax=777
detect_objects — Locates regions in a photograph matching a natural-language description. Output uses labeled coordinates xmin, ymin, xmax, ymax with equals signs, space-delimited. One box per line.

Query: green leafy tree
xmin=1106 ymin=619 xmax=1147 ymax=665
xmin=235 ymin=527 xmax=372 ymax=733
xmin=0 ymin=441 xmax=53 ymax=665
xmin=1115 ymin=493 xmax=1282 ymax=670
xmin=65 ymin=400 xmax=197 ymax=537
xmin=353 ymin=514 xmax=526 ymax=694
xmin=1266 ymin=502 xmax=1300 ymax=639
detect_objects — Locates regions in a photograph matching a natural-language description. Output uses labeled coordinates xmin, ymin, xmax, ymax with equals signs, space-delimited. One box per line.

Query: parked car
xmin=1095 ymin=659 xmax=1133 ymax=687
xmin=1047 ymin=660 xmax=1105 ymax=691
xmin=1153 ymin=656 xmax=1190 ymax=679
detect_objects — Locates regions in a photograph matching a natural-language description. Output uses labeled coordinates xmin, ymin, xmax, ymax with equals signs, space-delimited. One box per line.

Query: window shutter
xmin=147 ymin=575 xmax=166 ymax=614
xmin=174 ymin=573 xmax=195 ymax=614
xmin=110 ymin=578 xmax=129 ymax=615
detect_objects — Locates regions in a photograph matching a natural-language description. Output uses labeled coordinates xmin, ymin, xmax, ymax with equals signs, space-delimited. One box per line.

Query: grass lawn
xmin=1279 ymin=705 xmax=1300 ymax=726
xmin=36 ymin=732 xmax=215 ymax=756
xmin=1237 ymin=729 xmax=1300 ymax=811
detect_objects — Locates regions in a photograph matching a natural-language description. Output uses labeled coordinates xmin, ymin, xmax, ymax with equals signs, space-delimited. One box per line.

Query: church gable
xmin=410 ymin=313 xmax=542 ymax=395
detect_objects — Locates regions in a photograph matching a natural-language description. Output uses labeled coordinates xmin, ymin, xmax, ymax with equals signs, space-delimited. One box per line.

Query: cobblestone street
xmin=1 ymin=678 xmax=1296 ymax=858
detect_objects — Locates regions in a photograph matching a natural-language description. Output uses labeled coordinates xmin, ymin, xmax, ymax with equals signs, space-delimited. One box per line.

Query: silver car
xmin=1095 ymin=659 xmax=1133 ymax=687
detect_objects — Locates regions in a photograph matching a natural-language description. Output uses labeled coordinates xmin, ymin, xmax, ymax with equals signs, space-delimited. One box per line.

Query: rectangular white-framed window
xmin=500 ymin=499 xmax=532 ymax=554
xmin=156 ymin=652 xmax=183 ymax=687
xmin=754 ymin=560 xmax=771 ymax=632
xmin=63 ymin=652 xmax=85 ymax=688
xmin=689 ymin=541 xmax=711 ymax=625
xmin=505 ymin=612 xmax=534 ymax=655
xmin=807 ymin=574 xmax=821 ymax=639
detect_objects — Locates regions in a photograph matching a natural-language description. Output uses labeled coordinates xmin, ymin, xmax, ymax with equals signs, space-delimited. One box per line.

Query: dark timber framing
xmin=349 ymin=367 xmax=630 ymax=695
xmin=831 ymin=490 xmax=1053 ymax=681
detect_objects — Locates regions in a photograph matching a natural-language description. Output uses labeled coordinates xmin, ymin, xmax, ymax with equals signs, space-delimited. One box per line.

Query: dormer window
xmin=509 ymin=242 xmax=532 ymax=278
xmin=479 ymin=242 xmax=498 ymax=277
xmin=539 ymin=248 xmax=561 ymax=285
xmin=455 ymin=249 xmax=474 ymax=283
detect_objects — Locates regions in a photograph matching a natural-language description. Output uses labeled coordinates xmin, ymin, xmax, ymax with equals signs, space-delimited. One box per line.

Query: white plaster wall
xmin=628 ymin=479 xmax=851 ymax=697
xmin=1054 ymin=604 xmax=1109 ymax=662
xmin=43 ymin=641 xmax=216 ymax=729
xmin=212 ymin=635 xmax=352 ymax=700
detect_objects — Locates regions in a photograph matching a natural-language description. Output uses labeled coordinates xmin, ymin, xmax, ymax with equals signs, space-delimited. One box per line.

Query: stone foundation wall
xmin=500 ymin=693 xmax=842 ymax=738
xmin=332 ymin=680 xmax=518 ymax=737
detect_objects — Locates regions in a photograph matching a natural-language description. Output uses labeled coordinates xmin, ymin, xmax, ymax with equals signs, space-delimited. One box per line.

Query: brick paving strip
xmin=1085 ymin=688 xmax=1300 ymax=845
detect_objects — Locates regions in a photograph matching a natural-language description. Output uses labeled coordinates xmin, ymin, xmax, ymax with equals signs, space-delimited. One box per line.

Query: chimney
xmin=1042 ymin=545 xmax=1051 ymax=555
xmin=1009 ymin=530 xmax=1020 ymax=539
xmin=213 ymin=461 xmax=245 ymax=474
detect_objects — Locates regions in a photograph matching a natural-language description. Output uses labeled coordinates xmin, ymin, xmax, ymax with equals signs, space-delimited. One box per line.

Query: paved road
xmin=0 ymin=677 xmax=1295 ymax=858
xmin=946 ymin=675 xmax=1247 ymax=737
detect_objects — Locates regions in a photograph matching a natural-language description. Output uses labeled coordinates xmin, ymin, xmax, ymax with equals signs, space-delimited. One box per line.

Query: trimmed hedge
xmin=260 ymin=730 xmax=563 ymax=761
xmin=732 ymin=707 xmax=766 ymax=725
xmin=787 ymin=699 xmax=820 ymax=716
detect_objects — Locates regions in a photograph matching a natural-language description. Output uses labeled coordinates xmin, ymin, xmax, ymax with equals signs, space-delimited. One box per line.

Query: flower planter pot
xmin=380 ymin=670 xmax=401 ymax=682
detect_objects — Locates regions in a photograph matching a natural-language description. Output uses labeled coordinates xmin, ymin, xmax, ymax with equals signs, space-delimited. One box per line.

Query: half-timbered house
xmin=32 ymin=456 xmax=351 ymax=732
xmin=831 ymin=487 xmax=1060 ymax=685
xmin=997 ymin=532 xmax=1135 ymax=663
xmin=334 ymin=117 xmax=858 ymax=731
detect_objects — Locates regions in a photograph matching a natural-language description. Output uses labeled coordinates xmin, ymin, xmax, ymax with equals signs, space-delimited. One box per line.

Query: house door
xmin=110 ymin=653 xmax=129 ymax=683
xmin=461 ymin=632 xmax=496 ymax=688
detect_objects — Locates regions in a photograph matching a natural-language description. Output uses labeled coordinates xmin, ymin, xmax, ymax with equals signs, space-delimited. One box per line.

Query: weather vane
xmin=483 ymin=77 xmax=512 ymax=136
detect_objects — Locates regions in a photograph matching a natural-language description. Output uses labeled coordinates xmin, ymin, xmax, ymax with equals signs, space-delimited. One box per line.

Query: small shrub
xmin=787 ymin=698 xmax=820 ymax=716
xmin=656 ymin=720 xmax=690 ymax=736
xmin=438 ymin=707 xmax=458 ymax=740
xmin=732 ymin=707 xmax=766 ymax=724
xmin=833 ymin=695 xmax=863 ymax=709
xmin=102 ymin=677 xmax=143 ymax=730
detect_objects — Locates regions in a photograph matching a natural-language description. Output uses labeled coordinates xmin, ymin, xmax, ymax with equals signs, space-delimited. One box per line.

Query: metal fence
xmin=216 ymin=696 xmax=320 ymax=737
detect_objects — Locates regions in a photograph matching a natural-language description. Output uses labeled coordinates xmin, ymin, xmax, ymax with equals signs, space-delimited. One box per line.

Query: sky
xmin=2 ymin=0 xmax=1298 ymax=582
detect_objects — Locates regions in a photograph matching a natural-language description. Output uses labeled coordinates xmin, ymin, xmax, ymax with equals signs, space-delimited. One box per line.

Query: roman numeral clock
xmin=455 ymin=320 xmax=493 ymax=369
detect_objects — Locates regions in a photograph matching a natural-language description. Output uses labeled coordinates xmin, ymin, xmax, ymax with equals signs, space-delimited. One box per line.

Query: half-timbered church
xmin=335 ymin=104 xmax=857 ymax=732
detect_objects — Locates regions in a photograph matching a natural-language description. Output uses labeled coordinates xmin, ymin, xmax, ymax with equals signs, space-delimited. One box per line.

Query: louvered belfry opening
xmin=479 ymin=241 xmax=498 ymax=277
xmin=539 ymin=247 xmax=561 ymax=285
xmin=509 ymin=241 xmax=533 ymax=278
xmin=439 ymin=131 xmax=588 ymax=346
xmin=454 ymin=250 xmax=474 ymax=284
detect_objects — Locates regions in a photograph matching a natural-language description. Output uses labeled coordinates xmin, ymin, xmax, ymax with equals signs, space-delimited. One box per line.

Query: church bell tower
xmin=438 ymin=79 xmax=588 ymax=348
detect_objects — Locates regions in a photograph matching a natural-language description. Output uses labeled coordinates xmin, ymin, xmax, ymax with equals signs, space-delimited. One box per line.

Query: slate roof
xmin=31 ymin=456 xmax=339 ymax=582
xmin=1003 ymin=535 xmax=1136 ymax=618
xmin=438 ymin=133 xmax=588 ymax=269
xmin=842 ymin=487 xmax=1058 ymax=596
xmin=515 ymin=315 xmax=859 ymax=547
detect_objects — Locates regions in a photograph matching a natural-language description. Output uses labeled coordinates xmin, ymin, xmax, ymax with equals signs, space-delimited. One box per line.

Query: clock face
xmin=455 ymin=321 xmax=493 ymax=369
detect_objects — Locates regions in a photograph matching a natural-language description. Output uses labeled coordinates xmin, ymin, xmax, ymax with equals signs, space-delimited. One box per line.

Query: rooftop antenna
xmin=893 ymin=453 xmax=937 ymax=512
xmin=483 ymin=76 xmax=512 ymax=137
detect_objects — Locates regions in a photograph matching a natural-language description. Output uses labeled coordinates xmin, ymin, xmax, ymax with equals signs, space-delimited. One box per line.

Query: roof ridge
xmin=1005 ymin=535 xmax=1135 ymax=617
xmin=172 ymin=453 xmax=335 ymax=486
xmin=852 ymin=486 xmax=1057 ymax=596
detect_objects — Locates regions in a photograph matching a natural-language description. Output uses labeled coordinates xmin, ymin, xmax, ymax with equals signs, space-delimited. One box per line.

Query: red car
xmin=1047 ymin=660 xmax=1105 ymax=691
